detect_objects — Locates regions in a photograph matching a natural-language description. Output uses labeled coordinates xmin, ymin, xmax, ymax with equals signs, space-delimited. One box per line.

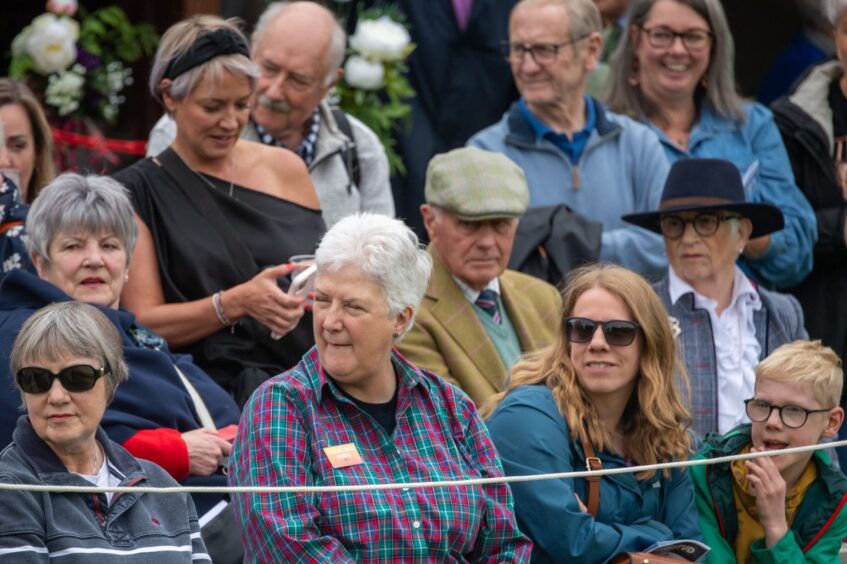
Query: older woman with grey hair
xmin=229 ymin=213 xmax=531 ymax=562
xmin=113 ymin=14 xmax=324 ymax=405
xmin=605 ymin=0 xmax=816 ymax=290
xmin=0 ymin=301 xmax=209 ymax=562
xmin=771 ymin=0 xmax=847 ymax=468
xmin=0 ymin=172 xmax=244 ymax=563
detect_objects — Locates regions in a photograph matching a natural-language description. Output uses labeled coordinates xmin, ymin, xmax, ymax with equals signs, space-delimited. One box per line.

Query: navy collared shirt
xmin=519 ymin=96 xmax=596 ymax=164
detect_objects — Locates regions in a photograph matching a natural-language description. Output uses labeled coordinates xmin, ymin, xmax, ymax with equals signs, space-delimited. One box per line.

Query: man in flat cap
xmin=398 ymin=147 xmax=561 ymax=405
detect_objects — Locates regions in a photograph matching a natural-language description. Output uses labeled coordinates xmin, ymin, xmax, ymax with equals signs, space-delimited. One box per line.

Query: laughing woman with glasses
xmin=483 ymin=263 xmax=700 ymax=563
xmin=0 ymin=301 xmax=209 ymax=562
xmin=624 ymin=158 xmax=808 ymax=438
xmin=605 ymin=0 xmax=816 ymax=290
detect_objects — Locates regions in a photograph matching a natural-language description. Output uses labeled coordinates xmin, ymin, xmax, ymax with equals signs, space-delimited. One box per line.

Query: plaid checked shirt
xmin=229 ymin=346 xmax=531 ymax=563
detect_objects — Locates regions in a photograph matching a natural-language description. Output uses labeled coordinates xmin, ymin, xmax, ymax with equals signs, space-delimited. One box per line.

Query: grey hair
xmin=10 ymin=301 xmax=128 ymax=404
xmin=824 ymin=0 xmax=847 ymax=26
xmin=605 ymin=0 xmax=745 ymax=123
xmin=25 ymin=173 xmax=138 ymax=266
xmin=149 ymin=15 xmax=259 ymax=107
xmin=512 ymin=0 xmax=603 ymax=41
xmin=251 ymin=1 xmax=347 ymax=87
xmin=315 ymin=213 xmax=433 ymax=339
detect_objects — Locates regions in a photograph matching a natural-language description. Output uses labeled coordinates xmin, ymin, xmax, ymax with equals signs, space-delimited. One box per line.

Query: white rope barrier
xmin=2 ymin=438 xmax=845 ymax=495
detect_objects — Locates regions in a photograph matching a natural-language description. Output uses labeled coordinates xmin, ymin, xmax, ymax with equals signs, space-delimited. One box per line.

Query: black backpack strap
xmin=330 ymin=107 xmax=361 ymax=192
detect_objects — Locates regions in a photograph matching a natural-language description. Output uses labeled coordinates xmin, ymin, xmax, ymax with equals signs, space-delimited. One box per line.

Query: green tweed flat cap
xmin=425 ymin=147 xmax=529 ymax=220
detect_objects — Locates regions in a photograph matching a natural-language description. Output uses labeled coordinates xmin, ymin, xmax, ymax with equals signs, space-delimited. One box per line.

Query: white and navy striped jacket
xmin=0 ymin=417 xmax=209 ymax=562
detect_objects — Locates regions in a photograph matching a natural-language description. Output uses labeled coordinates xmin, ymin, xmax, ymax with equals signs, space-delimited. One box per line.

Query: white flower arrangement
xmin=334 ymin=8 xmax=416 ymax=175
xmin=9 ymin=2 xmax=157 ymax=124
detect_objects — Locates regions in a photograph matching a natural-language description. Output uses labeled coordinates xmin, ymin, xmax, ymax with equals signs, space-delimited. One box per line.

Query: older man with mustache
xmin=147 ymin=1 xmax=394 ymax=227
xmin=397 ymin=147 xmax=561 ymax=406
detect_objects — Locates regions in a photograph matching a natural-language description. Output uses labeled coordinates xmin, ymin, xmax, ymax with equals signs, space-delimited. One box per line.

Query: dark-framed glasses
xmin=640 ymin=26 xmax=713 ymax=51
xmin=564 ymin=317 xmax=641 ymax=347
xmin=659 ymin=212 xmax=741 ymax=239
xmin=502 ymin=34 xmax=589 ymax=65
xmin=744 ymin=398 xmax=833 ymax=429
xmin=16 ymin=364 xmax=108 ymax=394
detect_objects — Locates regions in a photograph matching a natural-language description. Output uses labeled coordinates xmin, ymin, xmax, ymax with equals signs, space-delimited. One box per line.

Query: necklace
xmin=90 ymin=442 xmax=101 ymax=475
xmin=192 ymin=155 xmax=235 ymax=198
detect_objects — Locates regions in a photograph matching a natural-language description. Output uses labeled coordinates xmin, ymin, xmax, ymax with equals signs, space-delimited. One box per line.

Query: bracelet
xmin=212 ymin=291 xmax=232 ymax=327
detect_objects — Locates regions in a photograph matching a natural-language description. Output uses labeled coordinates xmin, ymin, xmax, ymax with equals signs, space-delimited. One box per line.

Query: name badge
xmin=324 ymin=443 xmax=364 ymax=468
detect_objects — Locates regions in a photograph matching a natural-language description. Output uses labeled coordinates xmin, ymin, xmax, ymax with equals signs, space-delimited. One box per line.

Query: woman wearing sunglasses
xmin=484 ymin=263 xmax=699 ymax=563
xmin=0 ymin=301 xmax=208 ymax=561
xmin=624 ymin=158 xmax=807 ymax=439
xmin=0 ymin=173 xmax=243 ymax=563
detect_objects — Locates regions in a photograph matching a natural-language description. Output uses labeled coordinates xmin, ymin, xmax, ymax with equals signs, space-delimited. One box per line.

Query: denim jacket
xmin=648 ymin=101 xmax=817 ymax=289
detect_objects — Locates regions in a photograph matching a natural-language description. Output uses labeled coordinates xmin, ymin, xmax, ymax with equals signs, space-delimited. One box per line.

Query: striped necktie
xmin=475 ymin=289 xmax=501 ymax=324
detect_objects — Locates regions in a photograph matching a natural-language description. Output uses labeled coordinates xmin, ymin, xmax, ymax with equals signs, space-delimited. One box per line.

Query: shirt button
xmin=412 ymin=520 xmax=421 ymax=529
xmin=402 ymin=487 xmax=410 ymax=492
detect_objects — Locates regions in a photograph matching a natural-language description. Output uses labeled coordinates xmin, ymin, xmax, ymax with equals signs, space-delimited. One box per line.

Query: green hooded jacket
xmin=690 ymin=424 xmax=847 ymax=563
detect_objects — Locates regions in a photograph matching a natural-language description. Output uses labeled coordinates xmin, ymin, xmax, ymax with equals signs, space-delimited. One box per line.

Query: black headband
xmin=163 ymin=28 xmax=250 ymax=81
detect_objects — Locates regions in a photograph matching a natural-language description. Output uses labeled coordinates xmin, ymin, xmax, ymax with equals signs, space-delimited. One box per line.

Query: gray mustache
xmin=257 ymin=95 xmax=292 ymax=113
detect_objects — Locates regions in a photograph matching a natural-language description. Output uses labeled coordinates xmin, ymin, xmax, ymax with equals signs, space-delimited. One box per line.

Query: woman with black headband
xmin=113 ymin=16 xmax=325 ymax=406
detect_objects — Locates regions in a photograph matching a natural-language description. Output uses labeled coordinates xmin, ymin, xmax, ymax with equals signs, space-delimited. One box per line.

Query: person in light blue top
xmin=484 ymin=263 xmax=700 ymax=563
xmin=605 ymin=0 xmax=817 ymax=289
xmin=468 ymin=0 xmax=669 ymax=279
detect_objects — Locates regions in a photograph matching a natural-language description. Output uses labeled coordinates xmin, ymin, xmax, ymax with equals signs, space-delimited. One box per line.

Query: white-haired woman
xmin=771 ymin=0 xmax=847 ymax=467
xmin=605 ymin=0 xmax=816 ymax=289
xmin=0 ymin=301 xmax=208 ymax=562
xmin=229 ymin=213 xmax=531 ymax=561
xmin=113 ymin=15 xmax=324 ymax=406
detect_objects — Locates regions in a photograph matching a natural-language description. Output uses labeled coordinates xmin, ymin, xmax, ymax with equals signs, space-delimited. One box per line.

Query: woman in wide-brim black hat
xmin=623 ymin=157 xmax=808 ymax=439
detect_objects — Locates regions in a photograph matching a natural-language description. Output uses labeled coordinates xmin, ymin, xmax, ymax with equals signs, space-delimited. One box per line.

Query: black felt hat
xmin=622 ymin=158 xmax=784 ymax=238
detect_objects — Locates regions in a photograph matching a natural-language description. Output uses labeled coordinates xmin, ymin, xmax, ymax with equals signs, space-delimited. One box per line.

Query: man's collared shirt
xmin=254 ymin=107 xmax=321 ymax=166
xmin=669 ymin=266 xmax=763 ymax=435
xmin=519 ymin=96 xmax=596 ymax=164
xmin=229 ymin=346 xmax=530 ymax=562
xmin=452 ymin=275 xmax=501 ymax=306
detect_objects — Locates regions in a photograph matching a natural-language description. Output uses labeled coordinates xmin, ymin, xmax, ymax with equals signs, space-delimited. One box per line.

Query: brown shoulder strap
xmin=582 ymin=434 xmax=602 ymax=518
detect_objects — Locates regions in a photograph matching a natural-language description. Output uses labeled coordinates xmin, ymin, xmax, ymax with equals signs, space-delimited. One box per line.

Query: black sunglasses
xmin=564 ymin=317 xmax=641 ymax=347
xmin=16 ymin=364 xmax=108 ymax=395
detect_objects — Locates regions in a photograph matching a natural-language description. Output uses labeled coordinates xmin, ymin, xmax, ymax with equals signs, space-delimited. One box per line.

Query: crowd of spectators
xmin=0 ymin=0 xmax=845 ymax=562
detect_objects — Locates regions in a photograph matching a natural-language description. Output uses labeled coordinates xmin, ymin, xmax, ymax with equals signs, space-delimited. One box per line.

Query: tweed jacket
xmin=653 ymin=273 xmax=808 ymax=437
xmin=398 ymin=251 xmax=562 ymax=406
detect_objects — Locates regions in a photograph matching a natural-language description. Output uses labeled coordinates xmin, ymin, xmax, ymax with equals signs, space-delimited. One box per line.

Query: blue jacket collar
xmin=505 ymin=97 xmax=620 ymax=145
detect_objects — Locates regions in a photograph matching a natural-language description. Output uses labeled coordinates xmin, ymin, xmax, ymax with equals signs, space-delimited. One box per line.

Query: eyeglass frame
xmin=563 ymin=317 xmax=642 ymax=347
xmin=659 ymin=211 xmax=742 ymax=239
xmin=744 ymin=398 xmax=834 ymax=429
xmin=16 ymin=364 xmax=109 ymax=395
xmin=501 ymin=33 xmax=591 ymax=66
xmin=639 ymin=25 xmax=714 ymax=51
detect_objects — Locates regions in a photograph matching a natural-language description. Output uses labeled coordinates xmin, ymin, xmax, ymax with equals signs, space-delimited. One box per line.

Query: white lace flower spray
xmin=45 ymin=64 xmax=85 ymax=116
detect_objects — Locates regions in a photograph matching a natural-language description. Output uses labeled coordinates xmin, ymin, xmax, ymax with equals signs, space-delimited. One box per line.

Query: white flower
xmin=22 ymin=14 xmax=79 ymax=75
xmin=46 ymin=0 xmax=78 ymax=16
xmin=3 ymin=253 xmax=22 ymax=274
xmin=349 ymin=16 xmax=410 ymax=62
xmin=668 ymin=316 xmax=682 ymax=339
xmin=344 ymin=56 xmax=385 ymax=90
xmin=45 ymin=64 xmax=85 ymax=116
xmin=5 ymin=225 xmax=23 ymax=237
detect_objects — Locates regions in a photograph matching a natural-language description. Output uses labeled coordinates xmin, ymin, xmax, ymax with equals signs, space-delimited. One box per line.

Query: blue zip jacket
xmin=486 ymin=384 xmax=701 ymax=563
xmin=648 ymin=101 xmax=817 ymax=289
xmin=469 ymin=98 xmax=668 ymax=279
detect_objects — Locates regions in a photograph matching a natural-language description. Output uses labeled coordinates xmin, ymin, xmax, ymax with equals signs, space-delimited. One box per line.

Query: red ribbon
xmin=51 ymin=128 xmax=148 ymax=157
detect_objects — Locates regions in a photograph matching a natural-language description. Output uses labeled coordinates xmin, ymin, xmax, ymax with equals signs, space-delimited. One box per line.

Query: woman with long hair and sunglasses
xmin=483 ymin=262 xmax=699 ymax=563
xmin=623 ymin=158 xmax=808 ymax=439
xmin=605 ymin=0 xmax=816 ymax=290
xmin=0 ymin=301 xmax=209 ymax=562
